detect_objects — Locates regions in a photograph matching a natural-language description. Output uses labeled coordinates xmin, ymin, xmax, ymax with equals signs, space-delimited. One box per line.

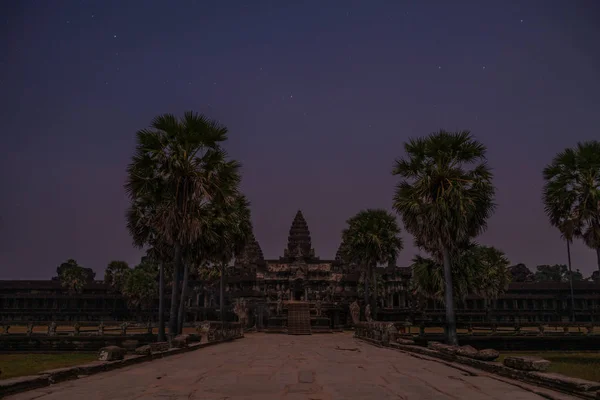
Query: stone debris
xmin=134 ymin=345 xmax=152 ymax=356
xmin=98 ymin=346 xmax=126 ymax=361
xmin=503 ymin=356 xmax=551 ymax=372
xmin=150 ymin=342 xmax=169 ymax=352
xmin=456 ymin=345 xmax=478 ymax=358
xmin=396 ymin=338 xmax=415 ymax=345
xmin=474 ymin=348 xmax=500 ymax=361
xmin=427 ymin=342 xmax=458 ymax=355
xmin=171 ymin=334 xmax=190 ymax=348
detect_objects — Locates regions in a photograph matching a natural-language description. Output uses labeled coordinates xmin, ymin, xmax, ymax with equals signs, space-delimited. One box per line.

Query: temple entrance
xmin=294 ymin=291 xmax=303 ymax=301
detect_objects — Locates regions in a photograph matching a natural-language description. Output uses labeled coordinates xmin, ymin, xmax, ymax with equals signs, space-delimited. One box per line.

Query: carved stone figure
xmin=233 ymin=298 xmax=249 ymax=327
xmin=26 ymin=322 xmax=33 ymax=336
xmin=276 ymin=290 xmax=283 ymax=316
xmin=365 ymin=304 xmax=373 ymax=322
xmin=98 ymin=321 xmax=105 ymax=336
xmin=74 ymin=322 xmax=81 ymax=336
xmin=120 ymin=322 xmax=128 ymax=336
xmin=48 ymin=321 xmax=57 ymax=336
xmin=349 ymin=300 xmax=360 ymax=325
xmin=315 ymin=297 xmax=323 ymax=317
xmin=146 ymin=320 xmax=153 ymax=334
xmin=1 ymin=325 xmax=9 ymax=335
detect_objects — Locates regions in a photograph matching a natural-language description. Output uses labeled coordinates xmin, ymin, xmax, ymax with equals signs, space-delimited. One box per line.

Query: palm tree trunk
xmin=177 ymin=262 xmax=189 ymax=334
xmin=371 ymin=265 xmax=377 ymax=319
xmin=363 ymin=267 xmax=370 ymax=320
xmin=442 ymin=246 xmax=458 ymax=346
xmin=220 ymin=263 xmax=226 ymax=323
xmin=566 ymin=239 xmax=575 ymax=323
xmin=168 ymin=244 xmax=182 ymax=338
xmin=158 ymin=262 xmax=165 ymax=341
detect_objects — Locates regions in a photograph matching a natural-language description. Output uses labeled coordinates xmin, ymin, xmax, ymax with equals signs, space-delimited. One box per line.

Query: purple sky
xmin=1 ymin=1 xmax=599 ymax=280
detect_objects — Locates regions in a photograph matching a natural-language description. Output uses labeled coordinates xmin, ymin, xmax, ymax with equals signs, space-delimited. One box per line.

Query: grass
xmin=497 ymin=352 xmax=600 ymax=382
xmin=0 ymin=353 xmax=98 ymax=380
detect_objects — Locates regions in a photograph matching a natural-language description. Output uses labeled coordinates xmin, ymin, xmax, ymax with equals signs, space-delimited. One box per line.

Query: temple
xmin=1 ymin=210 xmax=600 ymax=329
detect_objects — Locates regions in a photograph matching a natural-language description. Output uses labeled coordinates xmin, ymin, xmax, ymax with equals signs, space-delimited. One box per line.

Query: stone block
xmin=171 ymin=334 xmax=189 ymax=348
xmin=150 ymin=342 xmax=169 ymax=352
xmin=503 ymin=356 xmax=551 ymax=372
xmin=396 ymin=338 xmax=415 ymax=345
xmin=456 ymin=345 xmax=478 ymax=358
xmin=134 ymin=345 xmax=152 ymax=356
xmin=428 ymin=341 xmax=457 ymax=355
xmin=474 ymin=348 xmax=499 ymax=361
xmin=98 ymin=346 xmax=126 ymax=361
xmin=121 ymin=339 xmax=139 ymax=352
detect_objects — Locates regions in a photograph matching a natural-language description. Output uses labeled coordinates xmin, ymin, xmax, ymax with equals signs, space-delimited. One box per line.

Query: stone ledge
xmin=0 ymin=335 xmax=243 ymax=398
xmin=382 ymin=341 xmax=600 ymax=399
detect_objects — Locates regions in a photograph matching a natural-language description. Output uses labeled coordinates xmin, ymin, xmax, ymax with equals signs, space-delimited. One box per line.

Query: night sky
xmin=1 ymin=1 xmax=599 ymax=280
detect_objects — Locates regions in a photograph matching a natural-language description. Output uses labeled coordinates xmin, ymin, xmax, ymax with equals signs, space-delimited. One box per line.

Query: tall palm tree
xmin=392 ymin=130 xmax=495 ymax=345
xmin=340 ymin=209 xmax=403 ymax=319
xmin=543 ymin=141 xmax=600 ymax=275
xmin=125 ymin=111 xmax=238 ymax=338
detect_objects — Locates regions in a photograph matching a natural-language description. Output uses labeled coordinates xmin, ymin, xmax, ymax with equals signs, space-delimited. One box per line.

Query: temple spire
xmin=283 ymin=210 xmax=316 ymax=261
xmin=236 ymin=233 xmax=265 ymax=266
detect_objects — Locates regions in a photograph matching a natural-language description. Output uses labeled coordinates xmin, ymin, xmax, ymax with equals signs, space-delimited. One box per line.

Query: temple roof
xmin=236 ymin=233 xmax=265 ymax=266
xmin=283 ymin=210 xmax=317 ymax=261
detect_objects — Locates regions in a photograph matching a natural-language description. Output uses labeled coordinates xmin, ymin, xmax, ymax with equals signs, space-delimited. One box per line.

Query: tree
xmin=340 ymin=209 xmax=403 ymax=319
xmin=509 ymin=263 xmax=534 ymax=283
xmin=125 ymin=111 xmax=241 ymax=337
xmin=104 ymin=261 xmax=130 ymax=291
xmin=202 ymin=194 xmax=253 ymax=325
xmin=410 ymin=244 xmax=511 ymax=308
xmin=392 ymin=130 xmax=495 ymax=345
xmin=56 ymin=259 xmax=94 ymax=294
xmin=534 ymin=264 xmax=563 ymax=282
xmin=543 ymin=141 xmax=600 ymax=274
xmin=121 ymin=261 xmax=159 ymax=314
xmin=54 ymin=259 xmax=96 ymax=282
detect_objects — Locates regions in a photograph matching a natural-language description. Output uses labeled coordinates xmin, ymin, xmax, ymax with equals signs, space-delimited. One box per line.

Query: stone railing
xmin=414 ymin=321 xmax=597 ymax=336
xmin=353 ymin=322 xmax=399 ymax=346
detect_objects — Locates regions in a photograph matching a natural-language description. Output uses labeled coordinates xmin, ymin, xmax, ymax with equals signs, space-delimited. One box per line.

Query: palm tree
xmin=204 ymin=194 xmax=253 ymax=325
xmin=125 ymin=111 xmax=238 ymax=338
xmin=392 ymin=130 xmax=495 ymax=345
xmin=543 ymin=141 xmax=600 ymax=275
xmin=340 ymin=209 xmax=403 ymax=319
xmin=104 ymin=261 xmax=130 ymax=291
xmin=126 ymin=199 xmax=173 ymax=341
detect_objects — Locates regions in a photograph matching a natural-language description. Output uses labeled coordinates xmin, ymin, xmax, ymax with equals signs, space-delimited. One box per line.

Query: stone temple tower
xmin=282 ymin=210 xmax=317 ymax=262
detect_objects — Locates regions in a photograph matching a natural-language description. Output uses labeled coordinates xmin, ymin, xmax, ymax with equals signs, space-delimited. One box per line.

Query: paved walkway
xmin=9 ymin=333 xmax=577 ymax=400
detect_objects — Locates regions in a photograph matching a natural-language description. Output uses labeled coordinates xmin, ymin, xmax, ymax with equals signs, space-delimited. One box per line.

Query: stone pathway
xmin=8 ymin=333 xmax=578 ymax=400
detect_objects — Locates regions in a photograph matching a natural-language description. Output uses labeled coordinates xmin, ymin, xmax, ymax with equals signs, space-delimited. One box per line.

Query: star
xmin=91 ymin=14 xmax=95 ymax=18
xmin=482 ymin=66 xmax=486 ymax=70
xmin=113 ymin=34 xmax=117 ymax=39
xmin=438 ymin=66 xmax=441 ymax=69
xmin=290 ymin=95 xmax=293 ymax=99
xmin=520 ymin=19 xmax=524 ymax=23
xmin=66 ymin=20 xmax=70 ymax=24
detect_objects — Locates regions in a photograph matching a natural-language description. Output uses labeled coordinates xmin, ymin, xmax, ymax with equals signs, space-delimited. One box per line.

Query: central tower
xmin=282 ymin=210 xmax=317 ymax=262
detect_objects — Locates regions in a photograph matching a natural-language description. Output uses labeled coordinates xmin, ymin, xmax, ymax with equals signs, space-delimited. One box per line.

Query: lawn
xmin=0 ymin=353 xmax=98 ymax=380
xmin=497 ymin=352 xmax=600 ymax=382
